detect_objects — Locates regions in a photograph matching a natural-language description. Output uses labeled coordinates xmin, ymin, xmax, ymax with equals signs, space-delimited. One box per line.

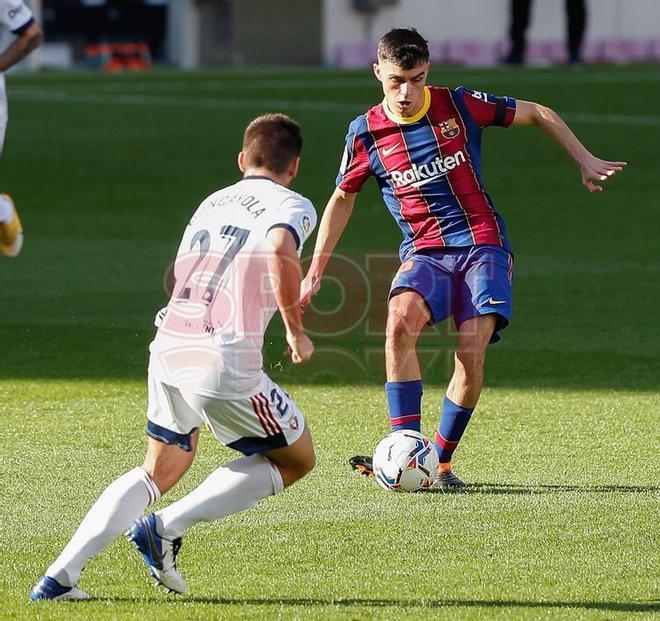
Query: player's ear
xmin=373 ymin=62 xmax=382 ymax=82
xmin=237 ymin=151 xmax=246 ymax=173
xmin=289 ymin=156 xmax=300 ymax=181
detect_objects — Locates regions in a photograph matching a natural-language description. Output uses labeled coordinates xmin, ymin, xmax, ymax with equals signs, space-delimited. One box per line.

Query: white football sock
xmin=46 ymin=467 xmax=160 ymax=588
xmin=0 ymin=195 xmax=13 ymax=223
xmin=156 ymin=454 xmax=283 ymax=539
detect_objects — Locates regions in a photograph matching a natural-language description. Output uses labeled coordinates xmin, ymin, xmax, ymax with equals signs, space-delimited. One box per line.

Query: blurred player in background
xmin=504 ymin=0 xmax=587 ymax=65
xmin=301 ymin=28 xmax=625 ymax=490
xmin=31 ymin=114 xmax=318 ymax=600
xmin=0 ymin=0 xmax=42 ymax=257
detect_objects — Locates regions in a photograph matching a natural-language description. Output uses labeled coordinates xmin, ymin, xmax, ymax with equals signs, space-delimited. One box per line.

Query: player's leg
xmin=141 ymin=429 xmax=198 ymax=494
xmin=31 ymin=379 xmax=200 ymax=600
xmin=152 ymin=380 xmax=313 ymax=541
xmin=383 ymin=289 xmax=431 ymax=432
xmin=433 ymin=247 xmax=513 ymax=490
xmin=124 ymin=433 xmax=199 ymax=594
xmin=0 ymin=193 xmax=24 ymax=257
xmin=384 ymin=255 xmax=450 ymax=433
xmin=0 ymin=78 xmax=23 ymax=258
xmin=446 ymin=314 xmax=498 ymax=408
xmin=264 ymin=425 xmax=315 ymax=486
xmin=350 ymin=254 xmax=452 ymax=478
xmin=565 ymin=0 xmax=587 ymax=63
xmin=434 ymin=314 xmax=496 ymax=485
xmin=505 ymin=0 xmax=533 ymax=64
xmin=126 ymin=377 xmax=313 ymax=591
xmin=152 ymin=427 xmax=314 ymax=543
xmin=0 ymin=74 xmax=6 ymax=159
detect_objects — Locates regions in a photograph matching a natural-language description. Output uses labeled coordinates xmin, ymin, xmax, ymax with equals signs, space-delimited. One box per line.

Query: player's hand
xmin=579 ymin=155 xmax=627 ymax=192
xmin=300 ymin=274 xmax=321 ymax=309
xmin=286 ymin=331 xmax=314 ymax=363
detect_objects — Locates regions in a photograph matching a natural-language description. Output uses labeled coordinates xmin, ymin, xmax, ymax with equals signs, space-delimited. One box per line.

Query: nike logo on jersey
xmin=382 ymin=143 xmax=400 ymax=156
xmin=486 ymin=297 xmax=507 ymax=305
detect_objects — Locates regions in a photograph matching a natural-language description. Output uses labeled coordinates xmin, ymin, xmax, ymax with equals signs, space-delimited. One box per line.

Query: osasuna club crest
xmin=439 ymin=117 xmax=460 ymax=139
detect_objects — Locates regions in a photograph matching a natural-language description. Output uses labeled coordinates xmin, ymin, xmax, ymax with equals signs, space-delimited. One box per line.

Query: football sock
xmin=46 ymin=467 xmax=160 ymax=588
xmin=156 ymin=454 xmax=284 ymax=539
xmin=385 ymin=380 xmax=422 ymax=431
xmin=0 ymin=196 xmax=13 ymax=223
xmin=435 ymin=396 xmax=474 ymax=463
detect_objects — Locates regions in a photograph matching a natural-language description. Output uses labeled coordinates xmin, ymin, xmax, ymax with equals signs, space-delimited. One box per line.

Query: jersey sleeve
xmin=335 ymin=119 xmax=372 ymax=193
xmin=269 ymin=196 xmax=317 ymax=251
xmin=0 ymin=0 xmax=34 ymax=34
xmin=457 ymin=86 xmax=517 ymax=128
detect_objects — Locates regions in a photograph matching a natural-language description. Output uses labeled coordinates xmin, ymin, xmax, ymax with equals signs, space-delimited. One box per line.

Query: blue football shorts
xmin=389 ymin=245 xmax=514 ymax=344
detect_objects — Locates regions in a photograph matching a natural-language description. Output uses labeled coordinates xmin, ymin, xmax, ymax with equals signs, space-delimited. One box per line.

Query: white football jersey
xmin=0 ymin=0 xmax=33 ymax=51
xmin=149 ymin=176 xmax=317 ymax=399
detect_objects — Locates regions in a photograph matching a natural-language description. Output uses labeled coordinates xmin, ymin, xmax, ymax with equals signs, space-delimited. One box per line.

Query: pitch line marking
xmin=10 ymin=89 xmax=660 ymax=126
xmin=9 ymin=69 xmax=660 ymax=92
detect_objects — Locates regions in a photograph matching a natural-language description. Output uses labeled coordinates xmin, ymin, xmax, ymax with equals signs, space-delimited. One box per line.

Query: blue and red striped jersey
xmin=336 ymin=86 xmax=516 ymax=260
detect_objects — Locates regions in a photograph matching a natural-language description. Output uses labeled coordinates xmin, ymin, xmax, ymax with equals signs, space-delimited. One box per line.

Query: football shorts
xmin=389 ymin=245 xmax=514 ymax=343
xmin=146 ymin=371 xmax=305 ymax=455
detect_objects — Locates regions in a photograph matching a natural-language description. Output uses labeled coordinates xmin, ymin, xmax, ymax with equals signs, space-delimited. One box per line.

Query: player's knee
xmin=455 ymin=349 xmax=486 ymax=378
xmin=386 ymin=306 xmax=420 ymax=345
xmin=141 ymin=464 xmax=177 ymax=495
xmin=386 ymin=292 xmax=429 ymax=344
xmin=141 ymin=447 xmax=196 ymax=494
xmin=281 ymin=447 xmax=316 ymax=487
xmin=296 ymin=446 xmax=316 ymax=479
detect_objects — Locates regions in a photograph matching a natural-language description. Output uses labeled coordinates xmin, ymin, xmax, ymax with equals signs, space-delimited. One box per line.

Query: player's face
xmin=374 ymin=60 xmax=429 ymax=118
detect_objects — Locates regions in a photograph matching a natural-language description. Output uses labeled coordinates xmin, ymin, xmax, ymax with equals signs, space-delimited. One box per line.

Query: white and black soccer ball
xmin=373 ymin=430 xmax=439 ymax=492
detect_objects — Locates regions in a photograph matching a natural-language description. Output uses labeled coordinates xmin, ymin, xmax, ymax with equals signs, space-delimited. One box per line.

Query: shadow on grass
xmin=446 ymin=483 xmax=660 ymax=495
xmin=98 ymin=596 xmax=660 ymax=613
xmin=2 ymin=324 xmax=659 ymax=393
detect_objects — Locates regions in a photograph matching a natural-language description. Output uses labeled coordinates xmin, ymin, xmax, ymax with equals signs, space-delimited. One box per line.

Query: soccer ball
xmin=373 ymin=430 xmax=439 ymax=492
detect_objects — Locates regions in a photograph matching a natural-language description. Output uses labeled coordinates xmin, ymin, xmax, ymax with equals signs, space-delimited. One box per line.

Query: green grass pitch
xmin=0 ymin=65 xmax=658 ymax=620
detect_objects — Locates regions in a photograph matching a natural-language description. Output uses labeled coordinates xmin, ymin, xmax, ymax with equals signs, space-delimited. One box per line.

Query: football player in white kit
xmin=30 ymin=114 xmax=318 ymax=600
xmin=0 ymin=0 xmax=42 ymax=257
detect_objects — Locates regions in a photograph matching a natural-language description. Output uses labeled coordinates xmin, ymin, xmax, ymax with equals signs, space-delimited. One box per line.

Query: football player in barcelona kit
xmin=0 ymin=0 xmax=42 ymax=257
xmin=31 ymin=114 xmax=318 ymax=600
xmin=301 ymin=28 xmax=626 ymax=490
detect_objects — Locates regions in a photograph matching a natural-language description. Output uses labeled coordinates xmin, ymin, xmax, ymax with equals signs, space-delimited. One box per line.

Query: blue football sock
xmin=435 ymin=396 xmax=474 ymax=463
xmin=385 ymin=380 xmax=422 ymax=431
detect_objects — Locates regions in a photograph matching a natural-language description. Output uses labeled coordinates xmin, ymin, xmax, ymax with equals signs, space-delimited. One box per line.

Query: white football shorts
xmin=146 ymin=371 xmax=305 ymax=455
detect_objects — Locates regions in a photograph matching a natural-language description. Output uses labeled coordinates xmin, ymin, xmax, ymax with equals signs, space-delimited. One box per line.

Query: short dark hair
xmin=377 ymin=28 xmax=429 ymax=69
xmin=242 ymin=114 xmax=303 ymax=175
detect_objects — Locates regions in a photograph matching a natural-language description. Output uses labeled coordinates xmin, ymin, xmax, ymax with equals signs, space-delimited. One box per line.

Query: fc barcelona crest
xmin=439 ymin=117 xmax=460 ymax=139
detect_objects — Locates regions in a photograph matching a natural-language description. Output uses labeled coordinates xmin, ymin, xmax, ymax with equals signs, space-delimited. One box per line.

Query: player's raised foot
xmin=349 ymin=454 xmax=374 ymax=478
xmin=0 ymin=194 xmax=23 ymax=257
xmin=431 ymin=463 xmax=466 ymax=492
xmin=29 ymin=576 xmax=91 ymax=601
xmin=126 ymin=514 xmax=187 ymax=594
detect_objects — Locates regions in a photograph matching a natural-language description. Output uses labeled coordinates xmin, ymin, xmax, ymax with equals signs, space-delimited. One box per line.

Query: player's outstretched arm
xmin=267 ymin=227 xmax=314 ymax=364
xmin=0 ymin=22 xmax=43 ymax=72
xmin=513 ymin=100 xmax=627 ymax=193
xmin=300 ymin=188 xmax=357 ymax=307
